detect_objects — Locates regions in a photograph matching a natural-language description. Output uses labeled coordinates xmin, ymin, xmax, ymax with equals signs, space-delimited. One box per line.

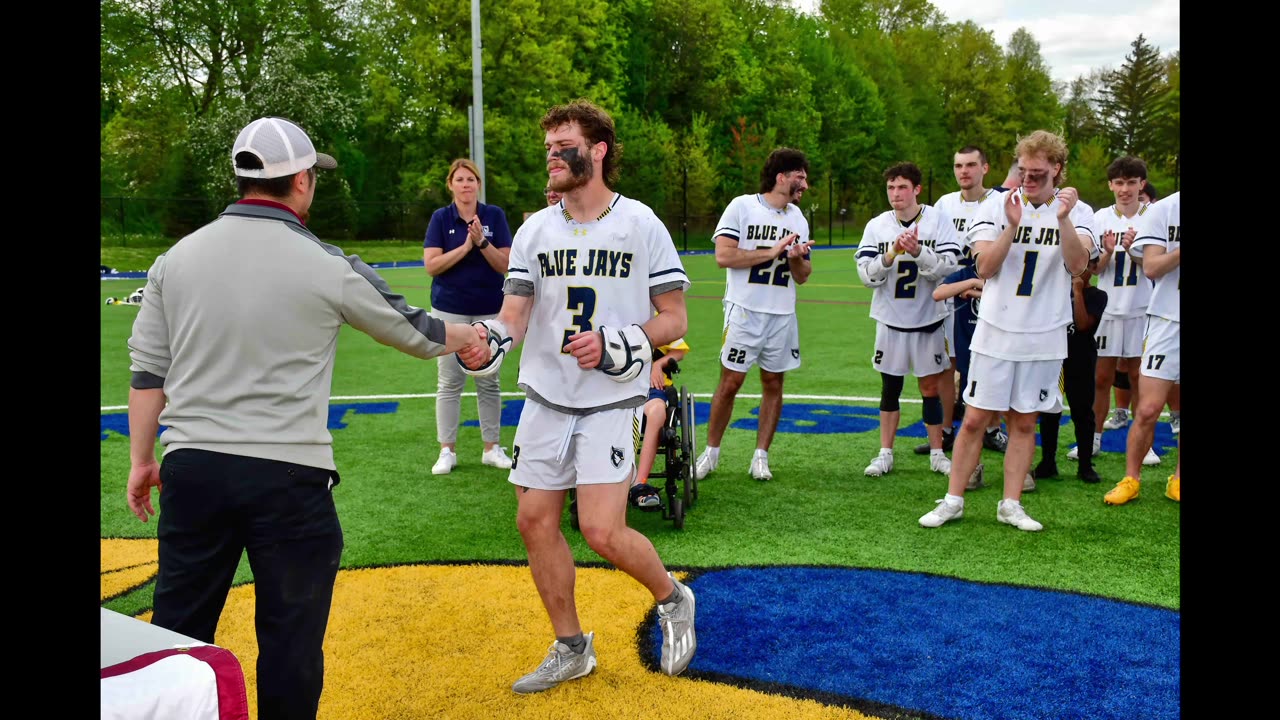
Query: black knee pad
xmin=1113 ymin=371 xmax=1130 ymax=391
xmin=922 ymin=395 xmax=943 ymax=425
xmin=880 ymin=373 xmax=905 ymax=412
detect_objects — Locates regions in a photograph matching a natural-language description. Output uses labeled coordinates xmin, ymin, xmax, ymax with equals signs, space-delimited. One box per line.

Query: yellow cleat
xmin=1165 ymin=475 xmax=1180 ymax=502
xmin=1104 ymin=477 xmax=1141 ymax=505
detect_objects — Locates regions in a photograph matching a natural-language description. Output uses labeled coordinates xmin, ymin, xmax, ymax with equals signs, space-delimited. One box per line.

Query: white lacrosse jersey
xmin=506 ymin=194 xmax=691 ymax=410
xmin=967 ymin=188 xmax=1097 ymax=334
xmin=714 ymin=193 xmax=810 ymax=314
xmin=936 ymin=188 xmax=1000 ymax=255
xmin=935 ymin=188 xmax=999 ymax=317
xmin=856 ymin=205 xmax=962 ymax=328
xmin=1094 ymin=203 xmax=1155 ymax=319
xmin=1131 ymin=191 xmax=1180 ymax=323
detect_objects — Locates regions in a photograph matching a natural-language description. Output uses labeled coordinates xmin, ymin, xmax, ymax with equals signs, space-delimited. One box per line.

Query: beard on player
xmin=787 ymin=179 xmax=806 ymax=203
xmin=548 ymin=147 xmax=594 ymax=194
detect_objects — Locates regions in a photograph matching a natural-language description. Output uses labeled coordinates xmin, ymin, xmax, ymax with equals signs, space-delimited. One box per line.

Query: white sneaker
xmin=657 ymin=574 xmax=697 ymax=676
xmin=919 ymin=498 xmax=964 ymax=528
xmin=432 ymin=449 xmax=457 ymax=475
xmin=1066 ymin=436 xmax=1100 ymax=460
xmin=864 ymin=452 xmax=894 ymax=477
xmin=1143 ymin=446 xmax=1161 ymax=466
xmin=749 ymin=455 xmax=773 ymax=481
xmin=1169 ymin=414 xmax=1180 ymax=435
xmin=1023 ymin=473 xmax=1036 ymax=492
xmin=1103 ymin=408 xmax=1131 ymax=430
xmin=929 ymin=453 xmax=951 ymax=475
xmin=694 ymin=449 xmax=719 ymax=480
xmin=997 ymin=498 xmax=1043 ymax=532
xmin=482 ymin=446 xmax=513 ymax=469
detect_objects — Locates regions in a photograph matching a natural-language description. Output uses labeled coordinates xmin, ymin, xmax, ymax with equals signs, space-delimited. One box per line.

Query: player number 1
xmin=1016 ymin=251 xmax=1039 ymax=296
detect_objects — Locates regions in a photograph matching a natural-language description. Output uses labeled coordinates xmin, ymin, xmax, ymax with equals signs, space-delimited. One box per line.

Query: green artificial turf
xmin=100 ymin=250 xmax=1179 ymax=618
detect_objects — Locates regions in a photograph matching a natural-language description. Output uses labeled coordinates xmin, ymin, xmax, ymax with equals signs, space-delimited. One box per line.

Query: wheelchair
xmin=568 ymin=360 xmax=699 ymax=530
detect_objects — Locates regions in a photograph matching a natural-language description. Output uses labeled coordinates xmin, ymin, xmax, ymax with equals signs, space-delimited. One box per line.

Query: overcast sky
xmin=790 ymin=0 xmax=1180 ymax=85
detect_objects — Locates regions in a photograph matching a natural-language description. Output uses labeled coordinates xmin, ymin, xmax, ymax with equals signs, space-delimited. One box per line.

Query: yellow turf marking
xmin=101 ymin=538 xmax=159 ymax=572
xmin=115 ymin=560 xmax=876 ymax=719
xmin=100 ymin=539 xmax=158 ymax=601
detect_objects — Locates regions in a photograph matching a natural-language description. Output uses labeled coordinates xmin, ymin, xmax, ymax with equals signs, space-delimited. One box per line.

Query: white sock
xmin=1093 ymin=432 xmax=1102 ymax=444
xmin=944 ymin=493 xmax=964 ymax=507
xmin=705 ymin=446 xmax=720 ymax=458
xmin=879 ymin=447 xmax=893 ymax=456
xmin=754 ymin=448 xmax=768 ymax=460
xmin=931 ymin=448 xmax=945 ymax=457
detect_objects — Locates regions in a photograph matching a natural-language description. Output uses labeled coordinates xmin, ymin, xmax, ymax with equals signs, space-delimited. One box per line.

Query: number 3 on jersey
xmin=561 ymin=286 xmax=597 ymax=352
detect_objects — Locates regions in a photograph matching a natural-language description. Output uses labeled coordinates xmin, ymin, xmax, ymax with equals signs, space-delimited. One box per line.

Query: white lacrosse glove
xmin=457 ymin=318 xmax=512 ymax=377
xmin=595 ymin=324 xmax=652 ymax=383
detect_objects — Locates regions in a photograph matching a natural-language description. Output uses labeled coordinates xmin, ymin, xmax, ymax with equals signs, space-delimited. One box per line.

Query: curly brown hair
xmin=540 ymin=99 xmax=623 ymax=187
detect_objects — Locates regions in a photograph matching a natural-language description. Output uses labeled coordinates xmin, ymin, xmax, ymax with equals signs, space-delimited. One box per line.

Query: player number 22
xmin=561 ymin=286 xmax=597 ymax=353
xmin=748 ymin=258 xmax=793 ymax=287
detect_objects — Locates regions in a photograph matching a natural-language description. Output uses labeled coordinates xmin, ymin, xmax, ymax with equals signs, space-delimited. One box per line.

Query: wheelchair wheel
xmin=671 ymin=497 xmax=684 ymax=530
xmin=680 ymin=386 xmax=698 ymax=505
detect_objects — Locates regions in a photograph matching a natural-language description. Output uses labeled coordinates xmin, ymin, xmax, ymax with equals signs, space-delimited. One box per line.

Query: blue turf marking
xmin=652 ymin=566 xmax=1179 ymax=720
xmin=103 ymin=399 xmax=1178 ymax=456
xmin=100 ymin=401 xmax=399 ymax=439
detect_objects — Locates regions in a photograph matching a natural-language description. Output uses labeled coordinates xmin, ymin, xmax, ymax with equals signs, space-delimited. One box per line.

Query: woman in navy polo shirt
xmin=423 ymin=158 xmax=514 ymax=474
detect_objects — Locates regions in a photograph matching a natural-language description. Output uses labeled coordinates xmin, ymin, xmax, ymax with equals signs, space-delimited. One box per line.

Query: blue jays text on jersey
xmin=536 ymin=248 xmax=634 ymax=278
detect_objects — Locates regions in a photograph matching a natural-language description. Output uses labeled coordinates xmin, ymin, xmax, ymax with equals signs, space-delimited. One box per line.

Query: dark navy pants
xmin=151 ymin=449 xmax=344 ymax=720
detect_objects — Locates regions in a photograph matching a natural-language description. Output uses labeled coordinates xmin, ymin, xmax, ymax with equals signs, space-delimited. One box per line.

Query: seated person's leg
xmin=631 ymin=394 xmax=667 ymax=509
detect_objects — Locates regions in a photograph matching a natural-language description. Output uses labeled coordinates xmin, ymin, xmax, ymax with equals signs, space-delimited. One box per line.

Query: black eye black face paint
xmin=553 ymin=146 xmax=591 ymax=178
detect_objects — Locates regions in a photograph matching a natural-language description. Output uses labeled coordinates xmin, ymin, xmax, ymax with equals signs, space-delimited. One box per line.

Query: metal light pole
xmin=470 ymin=0 xmax=486 ymax=203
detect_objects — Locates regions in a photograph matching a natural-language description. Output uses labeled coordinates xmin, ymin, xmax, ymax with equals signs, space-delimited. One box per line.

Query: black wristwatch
xmin=476 ymin=237 xmax=490 ymax=249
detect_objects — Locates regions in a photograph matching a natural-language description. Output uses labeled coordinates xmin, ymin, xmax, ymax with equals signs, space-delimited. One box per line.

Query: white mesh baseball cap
xmin=232 ymin=117 xmax=338 ymax=179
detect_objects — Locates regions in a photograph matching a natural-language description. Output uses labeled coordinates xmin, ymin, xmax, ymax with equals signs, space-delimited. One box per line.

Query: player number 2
xmin=561 ymin=286 xmax=597 ymax=353
xmin=894 ymin=261 xmax=919 ymax=299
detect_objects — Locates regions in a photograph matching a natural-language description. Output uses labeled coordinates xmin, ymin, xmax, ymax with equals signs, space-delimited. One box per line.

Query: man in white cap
xmin=124 ymin=116 xmax=486 ymax=720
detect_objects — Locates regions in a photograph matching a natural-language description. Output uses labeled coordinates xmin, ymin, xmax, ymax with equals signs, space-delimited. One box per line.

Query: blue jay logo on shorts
xmin=791 ymin=348 xmax=800 ymax=359
xmin=611 ymin=446 xmax=625 ymax=468
xmin=1040 ymin=389 xmax=1049 ymax=401
xmin=934 ymin=353 xmax=943 ymax=365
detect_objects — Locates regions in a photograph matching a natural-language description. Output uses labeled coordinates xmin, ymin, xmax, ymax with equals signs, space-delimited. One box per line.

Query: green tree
xmin=1062 ymin=68 xmax=1108 ymax=147
xmin=674 ymin=112 xmax=724 ymax=226
xmin=1097 ymin=34 xmax=1170 ymax=159
xmin=932 ymin=21 xmax=1014 ymax=176
xmin=1065 ymin=136 xmax=1112 ymax=209
xmin=613 ymin=110 xmax=678 ymax=220
xmin=723 ymin=117 xmax=779 ymax=198
xmin=796 ymin=12 xmax=885 ymax=202
xmin=1004 ymin=28 xmax=1061 ymax=139
xmin=1149 ymin=50 xmax=1181 ymax=181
